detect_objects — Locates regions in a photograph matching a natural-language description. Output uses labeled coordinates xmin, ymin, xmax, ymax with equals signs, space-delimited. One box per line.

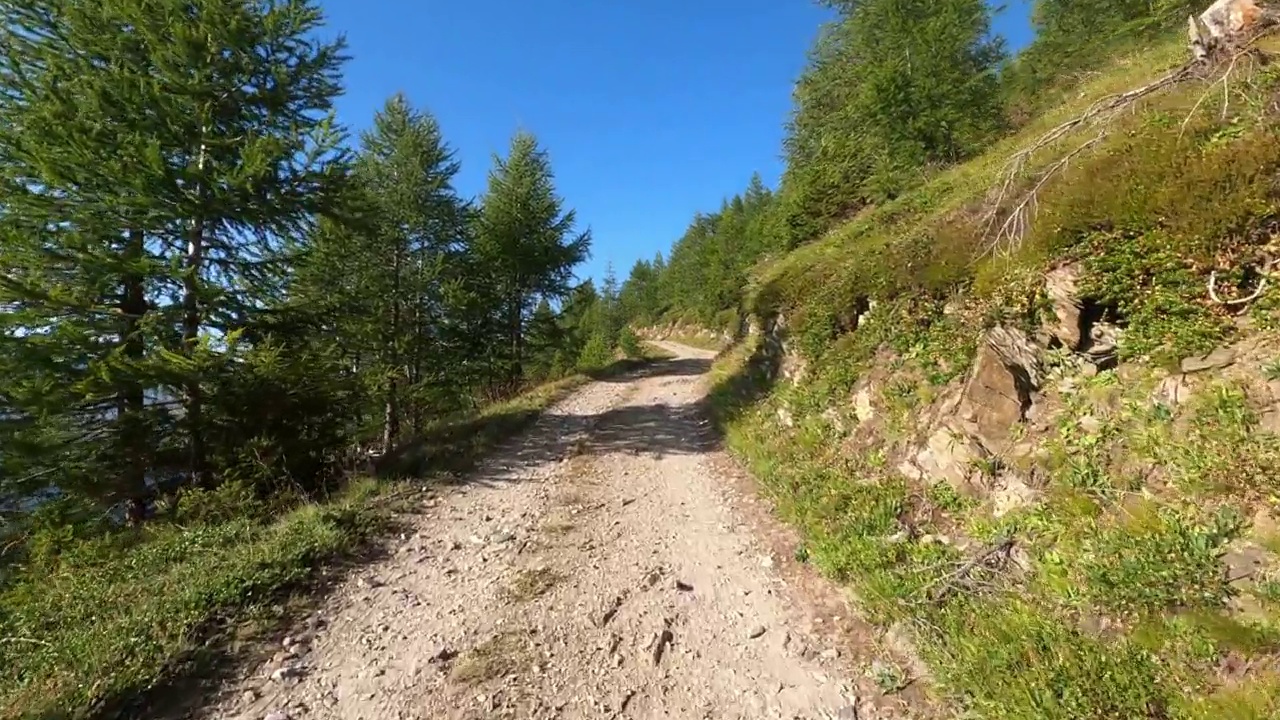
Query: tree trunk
xmin=184 ymin=135 xmax=208 ymax=486
xmin=508 ymin=296 xmax=523 ymax=390
xmin=120 ymin=227 xmax=150 ymax=506
xmin=383 ymin=242 xmax=403 ymax=449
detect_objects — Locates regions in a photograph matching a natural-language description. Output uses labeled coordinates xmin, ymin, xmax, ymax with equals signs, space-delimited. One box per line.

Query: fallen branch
xmin=981 ymin=15 xmax=1278 ymax=259
xmin=0 ymin=637 xmax=51 ymax=647
xmin=1208 ymin=258 xmax=1278 ymax=305
xmin=914 ymin=536 xmax=1016 ymax=605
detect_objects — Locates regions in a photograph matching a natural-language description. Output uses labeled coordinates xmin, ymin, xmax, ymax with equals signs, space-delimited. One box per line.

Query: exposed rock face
xmin=1045 ymin=263 xmax=1084 ymax=349
xmin=953 ymin=329 xmax=1041 ymax=457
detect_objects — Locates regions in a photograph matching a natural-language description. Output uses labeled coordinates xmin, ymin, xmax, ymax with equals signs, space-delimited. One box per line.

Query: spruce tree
xmin=473 ymin=131 xmax=590 ymax=388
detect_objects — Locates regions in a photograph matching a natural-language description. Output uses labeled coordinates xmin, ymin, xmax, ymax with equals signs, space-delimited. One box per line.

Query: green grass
xmin=0 ymin=354 xmax=656 ymax=720
xmin=702 ymin=35 xmax=1280 ymax=720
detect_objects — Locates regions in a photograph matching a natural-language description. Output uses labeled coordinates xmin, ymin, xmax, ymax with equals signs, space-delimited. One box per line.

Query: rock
xmin=675 ymin=580 xmax=694 ymax=592
xmin=489 ymin=530 xmax=515 ymax=544
xmin=652 ymin=625 xmax=674 ymax=666
xmin=1045 ymin=263 xmax=1084 ymax=349
xmin=821 ymin=647 xmax=841 ymax=660
xmin=1181 ymin=347 xmax=1237 ymax=373
xmin=955 ymin=332 xmax=1038 ymax=456
xmin=1222 ymin=544 xmax=1272 ymax=583
xmin=852 ymin=386 xmax=875 ymax=425
xmin=777 ymin=406 xmax=795 ymax=428
xmin=912 ymin=424 xmax=986 ymax=495
xmin=1078 ymin=414 xmax=1103 ymax=434
xmin=270 ymin=665 xmax=304 ymax=683
xmin=1259 ymin=408 xmax=1280 ymax=435
xmin=242 ymin=689 xmax=258 ymax=703
xmin=835 ymin=705 xmax=859 ymax=720
xmin=747 ymin=625 xmax=767 ymax=640
xmin=1152 ymin=374 xmax=1192 ymax=408
xmin=1082 ymin=322 xmax=1121 ymax=366
xmin=428 ymin=646 xmax=457 ymax=664
xmin=759 ymin=554 xmax=775 ymax=569
xmin=264 ymin=712 xmax=291 ymax=720
xmin=990 ymin=474 xmax=1039 ymax=517
xmin=987 ymin=326 xmax=1044 ymax=389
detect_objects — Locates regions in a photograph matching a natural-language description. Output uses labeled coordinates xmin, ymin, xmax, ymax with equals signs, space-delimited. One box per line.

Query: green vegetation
xmin=620 ymin=2 xmax=1280 ymax=719
xmin=0 ymin=0 xmax=652 ymax=716
xmin=0 ymin=357 xmax=645 ymax=719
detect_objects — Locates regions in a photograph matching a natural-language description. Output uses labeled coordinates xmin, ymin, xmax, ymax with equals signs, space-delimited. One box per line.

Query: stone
xmin=777 ymin=407 xmax=795 ymax=428
xmin=912 ymin=424 xmax=986 ymax=495
xmin=1044 ymin=263 xmax=1084 ymax=349
xmin=1222 ymin=543 xmax=1272 ymax=583
xmin=1078 ymin=415 xmax=1103 ymax=434
xmin=1152 ymin=374 xmax=1192 ymax=408
xmin=675 ymin=580 xmax=694 ymax=592
xmin=1181 ymin=346 xmax=1237 ymax=373
xmin=1259 ymin=408 xmax=1280 ymax=436
xmin=990 ymin=474 xmax=1039 ymax=517
xmin=270 ymin=665 xmax=303 ymax=683
xmin=489 ymin=530 xmax=515 ymax=544
xmin=955 ymin=334 xmax=1037 ymax=456
xmin=747 ymin=625 xmax=767 ymax=640
xmin=242 ymin=689 xmax=258 ymax=703
xmin=852 ymin=386 xmax=875 ymax=425
xmin=264 ymin=712 xmax=291 ymax=720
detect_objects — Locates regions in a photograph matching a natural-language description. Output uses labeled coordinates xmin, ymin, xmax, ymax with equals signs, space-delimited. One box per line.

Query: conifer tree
xmin=0 ymin=0 xmax=349 ymax=502
xmin=473 ymin=131 xmax=591 ymax=388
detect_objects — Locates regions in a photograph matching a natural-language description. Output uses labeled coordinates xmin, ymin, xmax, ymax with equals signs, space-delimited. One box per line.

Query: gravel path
xmin=201 ymin=343 xmax=883 ymax=720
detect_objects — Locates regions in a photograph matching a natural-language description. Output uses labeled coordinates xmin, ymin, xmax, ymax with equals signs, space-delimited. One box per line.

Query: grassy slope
xmin=711 ymin=36 xmax=1280 ymax=720
xmin=0 ymin=353 xmax=661 ymax=720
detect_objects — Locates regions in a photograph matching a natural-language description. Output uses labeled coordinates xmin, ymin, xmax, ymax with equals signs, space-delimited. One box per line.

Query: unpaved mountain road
xmin=200 ymin=342 xmax=902 ymax=720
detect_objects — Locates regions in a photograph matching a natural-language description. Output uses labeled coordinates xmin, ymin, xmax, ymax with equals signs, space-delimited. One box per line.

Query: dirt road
xmin=203 ymin=342 xmax=882 ymax=720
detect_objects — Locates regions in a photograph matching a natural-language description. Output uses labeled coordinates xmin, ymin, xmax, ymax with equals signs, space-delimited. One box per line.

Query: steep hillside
xmin=635 ymin=9 xmax=1280 ymax=720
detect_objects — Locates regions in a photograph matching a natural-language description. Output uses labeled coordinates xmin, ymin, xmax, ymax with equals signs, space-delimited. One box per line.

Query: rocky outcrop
xmin=954 ymin=329 xmax=1041 ymax=457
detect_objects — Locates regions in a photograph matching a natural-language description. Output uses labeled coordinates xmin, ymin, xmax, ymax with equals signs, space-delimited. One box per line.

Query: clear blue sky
xmin=319 ymin=0 xmax=1036 ymax=286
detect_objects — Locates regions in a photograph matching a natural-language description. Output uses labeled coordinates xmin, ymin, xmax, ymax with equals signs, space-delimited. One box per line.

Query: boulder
xmin=954 ymin=330 xmax=1040 ymax=456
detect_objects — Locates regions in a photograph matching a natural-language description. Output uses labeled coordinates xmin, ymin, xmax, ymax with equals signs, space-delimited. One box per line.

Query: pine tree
xmin=0 ymin=0 xmax=349 ymax=504
xmin=473 ymin=131 xmax=591 ymax=388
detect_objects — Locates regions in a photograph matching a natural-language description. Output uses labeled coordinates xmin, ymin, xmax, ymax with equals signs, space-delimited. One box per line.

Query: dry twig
xmin=914 ymin=536 xmax=1016 ymax=605
xmin=1208 ymin=258 xmax=1278 ymax=305
xmin=981 ymin=23 xmax=1277 ymax=259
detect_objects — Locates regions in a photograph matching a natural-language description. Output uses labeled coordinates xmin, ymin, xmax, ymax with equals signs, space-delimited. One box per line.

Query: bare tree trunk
xmin=184 ymin=135 xmax=208 ymax=486
xmin=120 ymin=227 xmax=150 ymax=514
xmin=383 ymin=243 xmax=403 ymax=450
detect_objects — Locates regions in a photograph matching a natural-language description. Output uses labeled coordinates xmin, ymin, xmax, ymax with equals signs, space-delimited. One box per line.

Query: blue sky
xmin=320 ymin=0 xmax=1036 ymax=285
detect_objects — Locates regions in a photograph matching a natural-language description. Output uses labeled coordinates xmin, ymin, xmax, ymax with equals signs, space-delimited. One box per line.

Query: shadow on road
xmin=436 ymin=355 xmax=721 ymax=488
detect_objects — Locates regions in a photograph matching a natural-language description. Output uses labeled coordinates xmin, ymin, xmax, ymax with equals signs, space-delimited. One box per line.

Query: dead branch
xmin=1208 ymin=258 xmax=1278 ymax=305
xmin=0 ymin=637 xmax=51 ymax=647
xmin=981 ymin=14 xmax=1279 ymax=259
xmin=914 ymin=536 xmax=1016 ymax=605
